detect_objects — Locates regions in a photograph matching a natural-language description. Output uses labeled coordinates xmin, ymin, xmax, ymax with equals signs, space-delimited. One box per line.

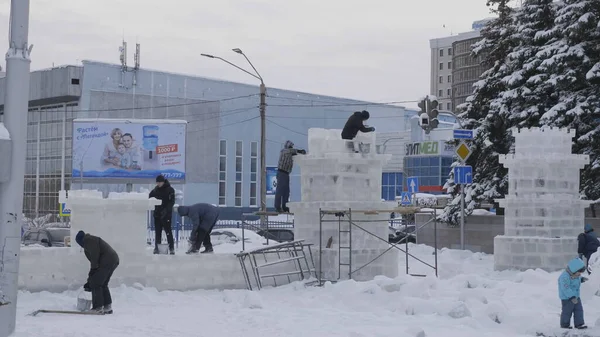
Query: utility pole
xmin=0 ymin=0 xmax=32 ymax=336
xmin=201 ymin=49 xmax=267 ymax=224
xmin=259 ymin=83 xmax=267 ymax=222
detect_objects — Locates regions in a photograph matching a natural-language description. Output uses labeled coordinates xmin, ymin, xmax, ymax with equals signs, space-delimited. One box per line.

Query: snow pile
xmin=15 ymin=244 xmax=600 ymax=337
xmin=0 ymin=122 xmax=9 ymax=140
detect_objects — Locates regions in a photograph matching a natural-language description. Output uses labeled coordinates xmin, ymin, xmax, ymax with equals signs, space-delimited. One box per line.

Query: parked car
xmin=22 ymin=227 xmax=71 ymax=247
xmin=210 ymin=228 xmax=276 ymax=246
xmin=256 ymin=229 xmax=294 ymax=242
xmin=389 ymin=225 xmax=416 ymax=244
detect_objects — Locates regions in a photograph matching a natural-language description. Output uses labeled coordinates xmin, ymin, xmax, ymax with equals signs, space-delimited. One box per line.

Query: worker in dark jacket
xmin=176 ymin=203 xmax=220 ymax=254
xmin=274 ymin=140 xmax=306 ymax=213
xmin=341 ymin=110 xmax=375 ymax=153
xmin=578 ymin=224 xmax=600 ymax=274
xmin=149 ymin=174 xmax=176 ymax=254
xmin=76 ymin=231 xmax=119 ymax=314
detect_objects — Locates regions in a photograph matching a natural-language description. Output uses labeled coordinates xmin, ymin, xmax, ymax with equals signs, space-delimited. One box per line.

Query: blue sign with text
xmin=266 ymin=166 xmax=278 ymax=196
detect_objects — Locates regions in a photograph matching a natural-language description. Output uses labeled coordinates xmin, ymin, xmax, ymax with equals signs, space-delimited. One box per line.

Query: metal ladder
xmin=336 ymin=211 xmax=352 ymax=280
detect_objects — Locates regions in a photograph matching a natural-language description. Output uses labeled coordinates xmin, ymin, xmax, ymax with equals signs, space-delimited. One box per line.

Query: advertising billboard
xmin=266 ymin=166 xmax=278 ymax=196
xmin=405 ymin=141 xmax=455 ymax=157
xmin=72 ymin=119 xmax=187 ymax=182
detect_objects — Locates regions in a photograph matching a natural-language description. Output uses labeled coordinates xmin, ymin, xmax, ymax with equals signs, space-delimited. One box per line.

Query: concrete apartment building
xmin=429 ymin=19 xmax=493 ymax=111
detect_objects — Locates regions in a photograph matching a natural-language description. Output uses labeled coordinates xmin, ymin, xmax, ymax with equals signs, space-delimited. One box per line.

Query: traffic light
xmin=417 ymin=95 xmax=440 ymax=134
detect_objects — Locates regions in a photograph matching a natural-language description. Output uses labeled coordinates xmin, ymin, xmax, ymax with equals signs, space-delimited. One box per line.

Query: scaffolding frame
xmin=317 ymin=207 xmax=439 ymax=285
xmin=236 ymin=240 xmax=317 ymax=290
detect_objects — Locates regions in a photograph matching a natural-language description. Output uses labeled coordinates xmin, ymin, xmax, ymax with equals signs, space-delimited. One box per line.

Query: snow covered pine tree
xmin=440 ymin=0 xmax=515 ymax=226
xmin=540 ymin=0 xmax=600 ymax=205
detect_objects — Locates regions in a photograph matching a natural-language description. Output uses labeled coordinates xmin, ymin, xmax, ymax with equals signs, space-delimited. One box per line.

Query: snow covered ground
xmin=13 ymin=245 xmax=600 ymax=337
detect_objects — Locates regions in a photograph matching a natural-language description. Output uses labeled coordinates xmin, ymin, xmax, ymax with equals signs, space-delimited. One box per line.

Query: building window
xmin=448 ymin=61 xmax=452 ymax=69
xmin=235 ymin=141 xmax=243 ymax=207
xmin=219 ymin=140 xmax=226 ymax=206
xmin=382 ymin=172 xmax=403 ymax=201
xmin=448 ymin=75 xmax=452 ymax=83
xmin=250 ymin=141 xmax=258 ymax=207
xmin=447 ymin=102 xmax=451 ymax=110
xmin=447 ymin=88 xmax=451 ymax=96
xmin=438 ymin=89 xmax=443 ymax=97
xmin=448 ymin=48 xmax=452 ymax=56
xmin=439 ymin=49 xmax=444 ymax=57
xmin=439 ymin=76 xmax=443 ymax=84
xmin=403 ymin=156 xmax=444 ymax=192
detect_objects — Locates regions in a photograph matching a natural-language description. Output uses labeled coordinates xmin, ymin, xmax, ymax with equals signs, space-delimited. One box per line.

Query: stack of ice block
xmin=494 ymin=127 xmax=593 ymax=271
xmin=288 ymin=128 xmax=398 ymax=282
xmin=61 ymin=190 xmax=161 ymax=257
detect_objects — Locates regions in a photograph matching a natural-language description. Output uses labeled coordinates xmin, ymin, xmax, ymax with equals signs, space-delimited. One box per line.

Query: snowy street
xmin=12 ymin=245 xmax=600 ymax=337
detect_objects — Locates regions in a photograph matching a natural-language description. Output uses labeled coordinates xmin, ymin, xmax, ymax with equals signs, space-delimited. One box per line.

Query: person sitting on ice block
xmin=341 ymin=110 xmax=375 ymax=153
xmin=558 ymin=257 xmax=588 ymax=330
xmin=274 ymin=140 xmax=306 ymax=213
xmin=578 ymin=224 xmax=599 ymax=274
xmin=75 ymin=230 xmax=120 ymax=314
xmin=175 ymin=203 xmax=220 ymax=254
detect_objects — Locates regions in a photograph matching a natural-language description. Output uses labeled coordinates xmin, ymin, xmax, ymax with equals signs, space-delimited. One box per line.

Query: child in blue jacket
xmin=558 ymin=257 xmax=589 ymax=329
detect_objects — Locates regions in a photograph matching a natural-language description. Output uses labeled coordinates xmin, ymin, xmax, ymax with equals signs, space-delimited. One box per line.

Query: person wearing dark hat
xmin=175 ymin=203 xmax=220 ymax=254
xmin=274 ymin=140 xmax=306 ymax=213
xmin=76 ymin=230 xmax=119 ymax=314
xmin=149 ymin=174 xmax=176 ymax=254
xmin=341 ymin=110 xmax=375 ymax=153
xmin=578 ymin=224 xmax=600 ymax=274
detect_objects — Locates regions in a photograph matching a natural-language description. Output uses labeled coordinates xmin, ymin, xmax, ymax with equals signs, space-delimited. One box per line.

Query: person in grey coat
xmin=274 ymin=140 xmax=306 ymax=213
xmin=176 ymin=203 xmax=220 ymax=254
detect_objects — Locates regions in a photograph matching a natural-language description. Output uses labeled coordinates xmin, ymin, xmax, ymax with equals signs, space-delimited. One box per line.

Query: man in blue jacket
xmin=176 ymin=203 xmax=220 ymax=254
xmin=578 ymin=224 xmax=600 ymax=274
xmin=558 ymin=257 xmax=588 ymax=329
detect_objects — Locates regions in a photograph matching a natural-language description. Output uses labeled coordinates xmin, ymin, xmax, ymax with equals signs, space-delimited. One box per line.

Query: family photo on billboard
xmin=102 ymin=128 xmax=142 ymax=171
xmin=72 ymin=119 xmax=187 ymax=181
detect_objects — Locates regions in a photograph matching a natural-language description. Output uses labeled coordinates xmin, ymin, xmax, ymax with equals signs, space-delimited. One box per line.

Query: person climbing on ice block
xmin=149 ymin=174 xmax=176 ymax=255
xmin=76 ymin=230 xmax=120 ymax=314
xmin=558 ymin=257 xmax=588 ymax=330
xmin=274 ymin=140 xmax=306 ymax=213
xmin=578 ymin=224 xmax=599 ymax=274
xmin=341 ymin=110 xmax=375 ymax=153
xmin=175 ymin=203 xmax=220 ymax=254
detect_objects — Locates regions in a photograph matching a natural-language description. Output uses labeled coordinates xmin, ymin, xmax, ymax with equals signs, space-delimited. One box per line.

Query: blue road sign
xmin=453 ymin=129 xmax=474 ymax=139
xmin=400 ymin=192 xmax=412 ymax=206
xmin=454 ymin=165 xmax=473 ymax=184
xmin=59 ymin=203 xmax=71 ymax=217
xmin=407 ymin=176 xmax=419 ymax=193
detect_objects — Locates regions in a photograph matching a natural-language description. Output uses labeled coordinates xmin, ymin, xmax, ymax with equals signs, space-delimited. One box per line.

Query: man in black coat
xmin=76 ymin=230 xmax=119 ymax=314
xmin=149 ymin=174 xmax=175 ymax=254
xmin=341 ymin=110 xmax=375 ymax=153
xmin=176 ymin=203 xmax=220 ymax=254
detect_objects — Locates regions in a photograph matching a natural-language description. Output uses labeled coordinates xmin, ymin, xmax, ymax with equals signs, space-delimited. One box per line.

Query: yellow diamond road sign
xmin=455 ymin=142 xmax=472 ymax=162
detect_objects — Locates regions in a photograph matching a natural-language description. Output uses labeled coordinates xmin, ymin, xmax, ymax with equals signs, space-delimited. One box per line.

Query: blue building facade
xmin=75 ymin=61 xmax=408 ymax=219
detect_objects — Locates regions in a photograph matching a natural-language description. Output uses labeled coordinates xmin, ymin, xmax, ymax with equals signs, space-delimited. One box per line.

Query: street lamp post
xmin=201 ymin=50 xmax=268 ymax=224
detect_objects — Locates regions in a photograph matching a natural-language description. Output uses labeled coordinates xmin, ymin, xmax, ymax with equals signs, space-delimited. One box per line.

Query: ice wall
xmin=60 ymin=190 xmax=161 ymax=256
xmin=494 ymin=127 xmax=592 ymax=271
xmin=288 ymin=128 xmax=399 ymax=282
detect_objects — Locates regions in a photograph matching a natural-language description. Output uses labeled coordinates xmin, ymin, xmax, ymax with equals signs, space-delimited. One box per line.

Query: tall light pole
xmin=0 ymin=0 xmax=32 ymax=336
xmin=201 ymin=49 xmax=267 ymax=223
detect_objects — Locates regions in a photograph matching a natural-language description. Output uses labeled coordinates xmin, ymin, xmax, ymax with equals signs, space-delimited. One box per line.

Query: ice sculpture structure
xmin=494 ymin=127 xmax=592 ymax=271
xmin=288 ymin=128 xmax=399 ymax=281
xmin=60 ymin=190 xmax=161 ymax=256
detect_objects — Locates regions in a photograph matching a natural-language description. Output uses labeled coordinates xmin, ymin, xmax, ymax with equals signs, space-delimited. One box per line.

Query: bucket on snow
xmin=156 ymin=243 xmax=169 ymax=254
xmin=76 ymin=291 xmax=92 ymax=311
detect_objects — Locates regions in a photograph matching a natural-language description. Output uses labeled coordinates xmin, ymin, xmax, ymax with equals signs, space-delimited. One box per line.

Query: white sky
xmin=0 ymin=0 xmax=492 ymax=108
